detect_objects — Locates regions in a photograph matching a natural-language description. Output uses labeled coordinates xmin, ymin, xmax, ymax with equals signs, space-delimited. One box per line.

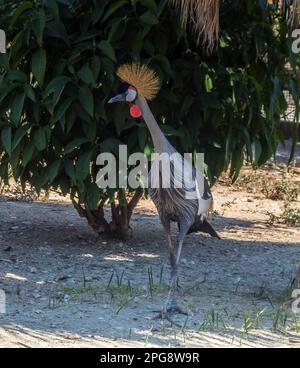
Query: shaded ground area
xmin=0 ymin=167 xmax=299 ymax=347
xmin=275 ymin=140 xmax=300 ymax=167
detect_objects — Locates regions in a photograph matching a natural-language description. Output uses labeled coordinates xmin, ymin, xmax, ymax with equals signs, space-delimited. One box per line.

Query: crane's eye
xmin=126 ymin=87 xmax=137 ymax=102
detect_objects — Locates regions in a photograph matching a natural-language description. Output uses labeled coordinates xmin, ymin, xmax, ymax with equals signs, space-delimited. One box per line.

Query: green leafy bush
xmin=0 ymin=0 xmax=299 ymax=237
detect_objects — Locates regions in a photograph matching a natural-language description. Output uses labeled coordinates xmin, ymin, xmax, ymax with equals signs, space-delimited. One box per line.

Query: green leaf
xmin=65 ymin=160 xmax=76 ymax=184
xmin=78 ymin=87 xmax=94 ymax=117
xmin=86 ymin=182 xmax=101 ymax=210
xmin=45 ymin=21 xmax=69 ymax=44
xmin=6 ymin=70 xmax=27 ymax=83
xmin=59 ymin=176 xmax=70 ymax=195
xmin=64 ymin=138 xmax=89 ymax=155
xmin=82 ymin=120 xmax=96 ymax=142
xmin=205 ymin=74 xmax=213 ymax=93
xmin=10 ymin=145 xmax=21 ymax=181
xmin=98 ymin=41 xmax=116 ymax=62
xmin=140 ymin=0 xmax=158 ymax=12
xmin=138 ymin=127 xmax=148 ymax=151
xmin=33 ymin=173 xmax=48 ymax=192
xmin=100 ymin=138 xmax=122 ymax=154
xmin=0 ymin=161 xmax=9 ymax=183
xmin=140 ymin=11 xmax=158 ymax=25
xmin=102 ymin=0 xmax=127 ymax=23
xmin=90 ymin=56 xmax=101 ymax=81
xmin=43 ymin=76 xmax=70 ymax=105
xmin=253 ymin=140 xmax=262 ymax=166
xmin=1 ymin=126 xmax=12 ymax=156
xmin=32 ymin=9 xmax=46 ymax=46
xmin=9 ymin=1 xmax=33 ymax=30
xmin=24 ymin=84 xmax=36 ymax=102
xmin=0 ymin=53 xmax=9 ymax=72
xmin=75 ymin=150 xmax=92 ymax=181
xmin=230 ymin=147 xmax=244 ymax=183
xmin=9 ymin=30 xmax=25 ymax=66
xmin=77 ymin=63 xmax=95 ymax=85
xmin=113 ymin=104 xmax=127 ymax=136
xmin=12 ymin=125 xmax=29 ymax=151
xmin=47 ymin=160 xmax=61 ymax=183
xmin=153 ymin=55 xmax=172 ymax=76
xmin=91 ymin=3 xmax=105 ymax=25
xmin=65 ymin=108 xmax=76 ymax=134
xmin=52 ymin=97 xmax=73 ymax=124
xmin=101 ymin=57 xmax=115 ymax=81
xmin=0 ymin=83 xmax=18 ymax=103
xmin=108 ymin=19 xmax=126 ymax=43
xmin=160 ymin=125 xmax=182 ymax=137
xmin=43 ymin=0 xmax=60 ymax=21
xmin=11 ymin=92 xmax=25 ymax=125
xmin=181 ymin=95 xmax=194 ymax=115
xmin=22 ymin=143 xmax=35 ymax=167
xmin=34 ymin=126 xmax=50 ymax=151
xmin=32 ymin=48 xmax=47 ymax=87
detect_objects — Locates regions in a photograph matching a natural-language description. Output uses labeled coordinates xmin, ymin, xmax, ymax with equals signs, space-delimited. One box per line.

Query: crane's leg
xmin=166 ymin=231 xmax=177 ymax=281
xmin=152 ymin=217 xmax=190 ymax=326
xmin=164 ymin=217 xmax=191 ymax=314
xmin=161 ymin=220 xmax=178 ymax=296
xmin=167 ymin=216 xmax=191 ymax=289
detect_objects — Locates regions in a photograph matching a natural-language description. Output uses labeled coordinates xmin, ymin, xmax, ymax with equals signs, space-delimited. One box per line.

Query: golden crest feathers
xmin=117 ymin=63 xmax=161 ymax=101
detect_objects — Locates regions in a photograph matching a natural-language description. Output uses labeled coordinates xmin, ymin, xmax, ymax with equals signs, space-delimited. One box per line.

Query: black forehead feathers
xmin=117 ymin=82 xmax=130 ymax=94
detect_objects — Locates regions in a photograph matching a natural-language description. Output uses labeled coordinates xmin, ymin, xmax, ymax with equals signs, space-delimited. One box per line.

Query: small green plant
xmin=180 ymin=274 xmax=207 ymax=297
xmin=241 ymin=310 xmax=265 ymax=333
xmin=268 ymin=203 xmax=300 ymax=226
xmin=243 ymin=315 xmax=254 ymax=333
xmin=147 ymin=265 xmax=167 ymax=297
xmin=106 ymin=270 xmax=132 ymax=295
xmin=254 ymin=309 xmax=266 ymax=329
xmin=62 ymin=284 xmax=99 ymax=302
xmin=199 ymin=309 xmax=227 ymax=330
xmin=48 ymin=296 xmax=61 ymax=310
xmin=262 ymin=179 xmax=299 ymax=202
xmin=281 ymin=204 xmax=300 ymax=225
xmin=48 ymin=282 xmax=100 ymax=310
xmin=233 ymin=170 xmax=299 ymax=202
xmin=105 ymin=270 xmax=144 ymax=314
xmin=292 ymin=316 xmax=300 ymax=333
xmin=272 ymin=307 xmax=288 ymax=332
xmin=244 ymin=315 xmax=253 ymax=333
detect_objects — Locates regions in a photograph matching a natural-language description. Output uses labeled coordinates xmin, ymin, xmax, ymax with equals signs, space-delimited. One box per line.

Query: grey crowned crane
xmin=108 ymin=63 xmax=220 ymax=324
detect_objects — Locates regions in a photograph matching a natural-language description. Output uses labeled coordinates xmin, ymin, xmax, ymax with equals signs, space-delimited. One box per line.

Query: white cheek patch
xmin=126 ymin=88 xmax=137 ymax=102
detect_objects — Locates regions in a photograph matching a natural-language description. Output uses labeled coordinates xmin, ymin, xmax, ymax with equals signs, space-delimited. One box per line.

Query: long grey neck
xmin=135 ymin=96 xmax=168 ymax=153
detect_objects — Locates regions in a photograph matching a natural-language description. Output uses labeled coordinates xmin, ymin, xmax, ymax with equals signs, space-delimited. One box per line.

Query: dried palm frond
xmin=169 ymin=0 xmax=220 ymax=52
xmin=273 ymin=0 xmax=300 ymax=27
xmin=289 ymin=0 xmax=300 ymax=26
xmin=117 ymin=63 xmax=161 ymax=101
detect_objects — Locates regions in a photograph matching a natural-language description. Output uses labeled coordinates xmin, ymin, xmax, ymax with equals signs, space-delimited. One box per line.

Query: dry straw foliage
xmin=169 ymin=0 xmax=220 ymax=51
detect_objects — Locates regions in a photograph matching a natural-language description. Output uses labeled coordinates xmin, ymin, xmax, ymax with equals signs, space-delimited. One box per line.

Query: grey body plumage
xmin=144 ymin=113 xmax=217 ymax=240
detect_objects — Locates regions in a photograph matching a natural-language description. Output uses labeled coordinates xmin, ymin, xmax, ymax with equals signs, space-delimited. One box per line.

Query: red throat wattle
xmin=130 ymin=104 xmax=142 ymax=118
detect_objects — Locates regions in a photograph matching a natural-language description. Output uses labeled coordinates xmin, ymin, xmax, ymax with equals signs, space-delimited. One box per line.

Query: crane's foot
xmin=152 ymin=299 xmax=188 ymax=328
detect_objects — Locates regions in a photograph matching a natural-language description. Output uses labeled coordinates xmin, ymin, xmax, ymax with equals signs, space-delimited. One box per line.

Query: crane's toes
xmin=152 ymin=300 xmax=188 ymax=327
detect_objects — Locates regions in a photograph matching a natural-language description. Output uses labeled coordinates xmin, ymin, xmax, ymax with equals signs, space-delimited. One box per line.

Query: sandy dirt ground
xmin=0 ymin=167 xmax=300 ymax=348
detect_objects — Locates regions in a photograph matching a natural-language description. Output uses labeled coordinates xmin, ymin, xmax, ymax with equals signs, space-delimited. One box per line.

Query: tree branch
xmin=127 ymin=188 xmax=143 ymax=220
